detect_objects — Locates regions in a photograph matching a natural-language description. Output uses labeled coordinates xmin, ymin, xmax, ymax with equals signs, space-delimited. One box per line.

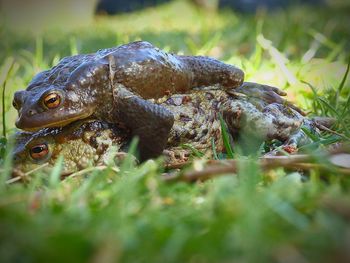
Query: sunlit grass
xmin=0 ymin=1 xmax=350 ymax=262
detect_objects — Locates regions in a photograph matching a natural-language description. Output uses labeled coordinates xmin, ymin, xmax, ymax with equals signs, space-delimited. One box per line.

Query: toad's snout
xmin=15 ymin=115 xmax=25 ymax=129
xmin=15 ymin=116 xmax=39 ymax=131
xmin=15 ymin=108 xmax=37 ymax=130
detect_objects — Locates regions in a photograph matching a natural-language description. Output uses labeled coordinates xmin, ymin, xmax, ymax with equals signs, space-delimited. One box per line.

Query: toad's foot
xmin=232 ymin=82 xmax=305 ymax=115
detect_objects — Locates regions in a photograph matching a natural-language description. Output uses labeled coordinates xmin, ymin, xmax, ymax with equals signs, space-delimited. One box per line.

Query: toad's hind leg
xmin=177 ymin=55 xmax=244 ymax=89
xmin=114 ymin=85 xmax=174 ymax=161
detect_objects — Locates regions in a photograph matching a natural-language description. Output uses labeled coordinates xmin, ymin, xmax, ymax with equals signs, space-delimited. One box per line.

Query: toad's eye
xmin=30 ymin=143 xmax=49 ymax=159
xmin=43 ymin=93 xmax=61 ymax=109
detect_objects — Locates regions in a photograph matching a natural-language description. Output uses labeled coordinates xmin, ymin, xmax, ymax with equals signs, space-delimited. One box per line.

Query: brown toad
xmin=12 ymin=41 xmax=290 ymax=161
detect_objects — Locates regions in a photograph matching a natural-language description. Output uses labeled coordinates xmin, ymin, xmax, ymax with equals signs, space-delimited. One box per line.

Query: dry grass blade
xmin=257 ymin=34 xmax=298 ymax=85
xmin=66 ymin=165 xmax=119 ymax=180
xmin=7 ymin=163 xmax=49 ymax=184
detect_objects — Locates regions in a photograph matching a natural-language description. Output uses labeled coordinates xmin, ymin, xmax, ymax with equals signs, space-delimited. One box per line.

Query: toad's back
xmin=101 ymin=41 xmax=244 ymax=98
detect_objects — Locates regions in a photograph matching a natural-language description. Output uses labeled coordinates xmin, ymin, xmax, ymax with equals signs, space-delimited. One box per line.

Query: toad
xmin=12 ymin=41 xmax=291 ymax=160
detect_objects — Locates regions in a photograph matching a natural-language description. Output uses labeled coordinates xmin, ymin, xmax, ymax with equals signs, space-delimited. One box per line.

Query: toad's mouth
xmin=20 ymin=111 xmax=94 ymax=132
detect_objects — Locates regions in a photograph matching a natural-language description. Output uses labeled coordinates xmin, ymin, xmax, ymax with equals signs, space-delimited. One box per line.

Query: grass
xmin=1 ymin=0 xmax=350 ymax=262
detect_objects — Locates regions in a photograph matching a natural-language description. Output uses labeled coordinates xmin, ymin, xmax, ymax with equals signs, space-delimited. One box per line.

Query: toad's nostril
xmin=27 ymin=110 xmax=37 ymax=116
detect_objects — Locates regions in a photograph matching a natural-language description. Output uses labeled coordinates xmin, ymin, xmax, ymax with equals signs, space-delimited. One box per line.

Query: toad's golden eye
xmin=43 ymin=93 xmax=61 ymax=109
xmin=30 ymin=143 xmax=49 ymax=159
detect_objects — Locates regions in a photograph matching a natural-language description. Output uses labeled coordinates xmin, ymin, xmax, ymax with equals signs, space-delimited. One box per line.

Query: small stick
xmin=6 ymin=175 xmax=24 ymax=184
xmin=7 ymin=163 xmax=49 ymax=184
xmin=25 ymin=163 xmax=49 ymax=176
xmin=165 ymin=161 xmax=190 ymax=169
xmin=163 ymin=154 xmax=350 ymax=183
xmin=315 ymin=122 xmax=350 ymax=140
xmin=66 ymin=166 xmax=119 ymax=180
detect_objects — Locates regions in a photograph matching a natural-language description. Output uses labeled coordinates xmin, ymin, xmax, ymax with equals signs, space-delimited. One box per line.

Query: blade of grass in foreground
xmin=340 ymin=56 xmax=350 ymax=119
xmin=301 ymin=80 xmax=322 ymax=115
xmin=301 ymin=126 xmax=320 ymax=142
xmin=0 ymin=58 xmax=15 ymax=138
xmin=318 ymin=96 xmax=350 ymax=136
xmin=35 ymin=37 xmax=43 ymax=68
xmin=219 ymin=114 xmax=234 ymax=159
xmin=49 ymin=155 xmax=64 ymax=187
xmin=0 ymin=138 xmax=14 ymax=190
xmin=181 ymin=143 xmax=204 ymax=158
xmin=333 ymin=56 xmax=350 ymax=135
xmin=342 ymin=94 xmax=350 ymax=120
xmin=337 ymin=55 xmax=350 ymax=95
xmin=120 ymin=136 xmax=139 ymax=171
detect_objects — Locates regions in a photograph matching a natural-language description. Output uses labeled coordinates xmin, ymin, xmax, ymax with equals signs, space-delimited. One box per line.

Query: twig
xmin=163 ymin=163 xmax=237 ymax=183
xmin=6 ymin=175 xmax=24 ymax=184
xmin=315 ymin=122 xmax=350 ymax=141
xmin=163 ymin=154 xmax=350 ymax=183
xmin=25 ymin=163 xmax=49 ymax=176
xmin=66 ymin=165 xmax=119 ymax=180
xmin=163 ymin=155 xmax=311 ymax=182
xmin=165 ymin=161 xmax=191 ymax=169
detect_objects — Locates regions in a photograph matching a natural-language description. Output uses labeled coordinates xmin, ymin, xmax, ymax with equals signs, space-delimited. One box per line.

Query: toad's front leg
xmin=114 ymin=85 xmax=174 ymax=161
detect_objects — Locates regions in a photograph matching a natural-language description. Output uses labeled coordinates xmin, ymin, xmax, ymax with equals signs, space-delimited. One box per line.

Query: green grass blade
xmin=335 ymin=55 xmax=350 ymax=106
xmin=320 ymin=136 xmax=343 ymax=145
xmin=197 ymin=32 xmax=222 ymax=55
xmin=252 ymin=18 xmax=264 ymax=69
xmin=0 ymin=58 xmax=15 ymax=138
xmin=211 ymin=137 xmax=219 ymax=160
xmin=301 ymin=126 xmax=320 ymax=142
xmin=341 ymin=94 xmax=350 ymax=119
xmin=337 ymin=55 xmax=350 ymax=95
xmin=326 ymin=42 xmax=344 ymax=62
xmin=70 ymin=36 xmax=79 ymax=55
xmin=181 ymin=143 xmax=204 ymax=158
xmin=35 ymin=37 xmax=43 ymax=68
xmin=301 ymin=80 xmax=322 ymax=114
xmin=317 ymin=97 xmax=350 ymax=135
xmin=266 ymin=192 xmax=309 ymax=230
xmin=2 ymin=79 xmax=7 ymax=138
xmin=340 ymin=58 xmax=350 ymax=119
xmin=49 ymin=155 xmax=64 ymax=187
xmin=219 ymin=114 xmax=234 ymax=159
xmin=317 ymin=97 xmax=340 ymax=117
xmin=0 ymin=138 xmax=14 ymax=189
xmin=120 ymin=136 xmax=139 ymax=172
